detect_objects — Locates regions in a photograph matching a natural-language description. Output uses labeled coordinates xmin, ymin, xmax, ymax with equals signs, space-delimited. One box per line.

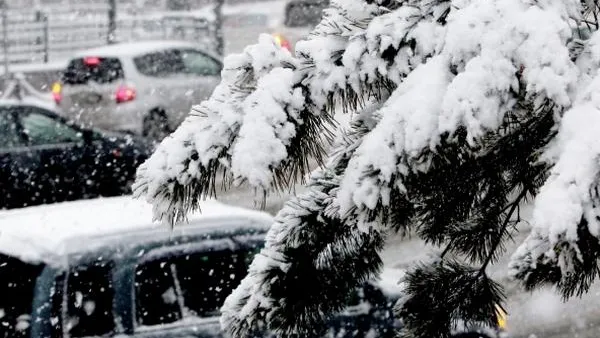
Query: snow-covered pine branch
xmin=220 ymin=112 xmax=389 ymax=336
xmin=509 ymin=29 xmax=600 ymax=299
xmin=133 ymin=0 xmax=600 ymax=336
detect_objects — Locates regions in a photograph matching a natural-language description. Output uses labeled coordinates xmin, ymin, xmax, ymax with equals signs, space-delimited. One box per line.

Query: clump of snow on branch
xmin=231 ymin=68 xmax=304 ymax=188
xmin=296 ymin=0 xmax=382 ymax=108
xmin=337 ymin=56 xmax=452 ymax=215
xmin=440 ymin=0 xmax=577 ymax=139
xmin=337 ymin=0 xmax=579 ymax=218
xmin=510 ymin=30 xmax=600 ymax=278
xmin=220 ymin=180 xmax=328 ymax=332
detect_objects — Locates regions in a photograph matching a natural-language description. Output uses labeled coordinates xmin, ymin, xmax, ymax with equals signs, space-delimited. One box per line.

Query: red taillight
xmin=84 ymin=56 xmax=101 ymax=66
xmin=51 ymin=82 xmax=62 ymax=104
xmin=115 ymin=85 xmax=136 ymax=104
xmin=273 ymin=34 xmax=292 ymax=52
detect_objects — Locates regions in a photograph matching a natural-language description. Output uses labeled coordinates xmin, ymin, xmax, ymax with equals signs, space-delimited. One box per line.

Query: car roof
xmin=0 ymin=196 xmax=273 ymax=265
xmin=73 ymin=41 xmax=207 ymax=59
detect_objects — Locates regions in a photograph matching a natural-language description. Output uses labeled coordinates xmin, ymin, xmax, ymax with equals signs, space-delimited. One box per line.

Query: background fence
xmin=0 ymin=0 xmax=222 ymax=67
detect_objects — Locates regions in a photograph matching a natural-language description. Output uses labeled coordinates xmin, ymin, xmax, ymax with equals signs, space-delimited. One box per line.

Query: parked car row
xmin=0 ymin=6 xmax=315 ymax=211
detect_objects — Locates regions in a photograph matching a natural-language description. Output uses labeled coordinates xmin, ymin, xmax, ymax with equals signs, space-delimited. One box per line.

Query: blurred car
xmin=54 ymin=41 xmax=223 ymax=139
xmin=1 ymin=72 xmax=58 ymax=109
xmin=0 ymin=100 xmax=151 ymax=210
xmin=283 ymin=0 xmax=328 ymax=28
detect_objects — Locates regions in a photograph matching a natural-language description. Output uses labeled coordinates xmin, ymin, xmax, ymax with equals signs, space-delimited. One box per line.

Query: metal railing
xmin=0 ymin=2 xmax=221 ymax=67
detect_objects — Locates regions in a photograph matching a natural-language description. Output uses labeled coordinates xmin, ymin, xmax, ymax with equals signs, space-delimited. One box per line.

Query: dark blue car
xmin=0 ymin=100 xmax=151 ymax=209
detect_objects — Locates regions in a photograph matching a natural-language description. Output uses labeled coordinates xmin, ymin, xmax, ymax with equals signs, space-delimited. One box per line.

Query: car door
xmin=16 ymin=106 xmax=88 ymax=204
xmin=129 ymin=240 xmax=257 ymax=338
xmin=0 ymin=107 xmax=32 ymax=209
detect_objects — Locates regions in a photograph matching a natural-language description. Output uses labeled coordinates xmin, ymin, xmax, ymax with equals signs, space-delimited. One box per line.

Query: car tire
xmin=143 ymin=109 xmax=170 ymax=141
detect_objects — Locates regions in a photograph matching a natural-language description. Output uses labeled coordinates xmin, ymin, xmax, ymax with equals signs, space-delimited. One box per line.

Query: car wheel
xmin=143 ymin=109 xmax=170 ymax=141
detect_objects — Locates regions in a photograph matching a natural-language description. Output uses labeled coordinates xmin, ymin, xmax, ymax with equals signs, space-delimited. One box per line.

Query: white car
xmin=54 ymin=41 xmax=222 ymax=139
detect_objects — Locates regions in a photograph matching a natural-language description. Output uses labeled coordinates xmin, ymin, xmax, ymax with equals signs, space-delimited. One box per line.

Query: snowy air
xmin=0 ymin=0 xmax=599 ymax=337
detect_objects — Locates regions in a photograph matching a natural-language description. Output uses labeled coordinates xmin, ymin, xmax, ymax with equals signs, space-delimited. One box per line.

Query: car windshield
xmin=62 ymin=57 xmax=124 ymax=85
xmin=0 ymin=255 xmax=42 ymax=338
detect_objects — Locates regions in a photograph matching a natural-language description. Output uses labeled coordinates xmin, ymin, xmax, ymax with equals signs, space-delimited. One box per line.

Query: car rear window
xmin=62 ymin=57 xmax=124 ymax=85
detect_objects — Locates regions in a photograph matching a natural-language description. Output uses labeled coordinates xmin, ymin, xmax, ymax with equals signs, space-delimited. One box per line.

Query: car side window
xmin=180 ymin=50 xmax=221 ymax=76
xmin=134 ymin=259 xmax=182 ymax=326
xmin=65 ymin=263 xmax=114 ymax=338
xmin=0 ymin=109 xmax=25 ymax=148
xmin=20 ymin=109 xmax=82 ymax=146
xmin=176 ymin=250 xmax=248 ymax=317
xmin=134 ymin=50 xmax=186 ymax=77
xmin=134 ymin=248 xmax=256 ymax=328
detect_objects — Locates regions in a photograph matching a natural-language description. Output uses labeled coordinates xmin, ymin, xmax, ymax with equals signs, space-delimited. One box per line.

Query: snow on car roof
xmin=0 ymin=196 xmax=272 ymax=264
xmin=73 ymin=41 xmax=202 ymax=58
